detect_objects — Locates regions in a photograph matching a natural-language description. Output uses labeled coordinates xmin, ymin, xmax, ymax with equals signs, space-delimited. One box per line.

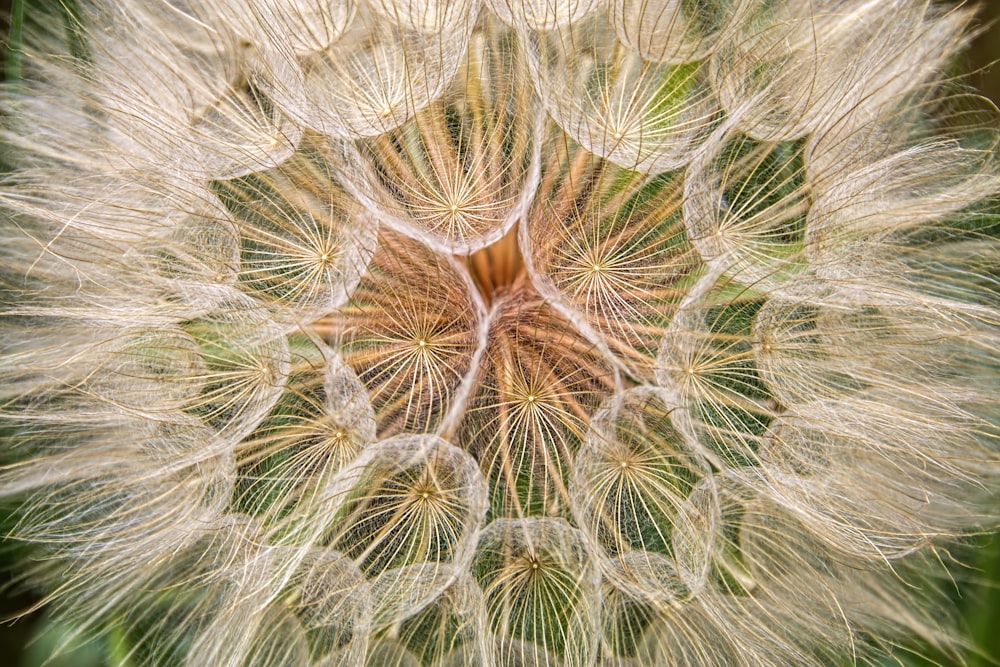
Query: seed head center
xmin=463 ymin=222 xmax=526 ymax=303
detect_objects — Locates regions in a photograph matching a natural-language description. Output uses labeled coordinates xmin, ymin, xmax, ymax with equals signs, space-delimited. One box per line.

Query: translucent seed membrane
xmin=710 ymin=0 xmax=974 ymax=141
xmin=683 ymin=130 xmax=810 ymax=285
xmin=124 ymin=515 xmax=277 ymax=666
xmin=804 ymin=93 xmax=999 ymax=278
xmin=472 ymin=518 xmax=600 ymax=667
xmin=324 ymin=230 xmax=486 ymax=436
xmin=571 ymin=387 xmax=713 ymax=604
xmin=368 ymin=0 xmax=479 ymax=33
xmin=487 ymin=0 xmax=601 ymax=31
xmin=457 ymin=281 xmax=618 ymax=520
xmin=320 ymin=435 xmax=487 ymax=571
xmin=266 ymin=13 xmax=472 ymax=139
xmin=610 ymin=0 xmax=753 ymax=64
xmin=88 ymin=327 xmax=207 ymax=417
xmin=526 ymin=10 xmax=721 ymax=173
xmin=178 ymin=296 xmax=291 ymax=442
xmin=2 ymin=2 xmax=1000 ymax=667
xmin=656 ymin=285 xmax=778 ymax=469
xmin=523 ymin=138 xmax=700 ymax=379
xmin=208 ymin=0 xmax=356 ymax=55
xmin=4 ymin=419 xmax=231 ymax=567
xmin=231 ymin=339 xmax=376 ymax=524
xmin=133 ymin=204 xmax=241 ymax=293
xmin=213 ymin=142 xmax=379 ymax=325
xmin=89 ymin=3 xmax=301 ymax=181
xmin=335 ymin=17 xmax=542 ymax=254
xmin=317 ymin=435 xmax=488 ymax=625
xmin=393 ymin=573 xmax=488 ymax=665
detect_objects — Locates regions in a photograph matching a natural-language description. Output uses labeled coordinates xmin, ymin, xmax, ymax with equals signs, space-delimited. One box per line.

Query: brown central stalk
xmin=463 ymin=222 xmax=526 ymax=304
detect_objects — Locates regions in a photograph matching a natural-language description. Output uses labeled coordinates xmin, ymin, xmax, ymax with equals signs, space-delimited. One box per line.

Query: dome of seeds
xmin=1 ymin=1 xmax=999 ymax=665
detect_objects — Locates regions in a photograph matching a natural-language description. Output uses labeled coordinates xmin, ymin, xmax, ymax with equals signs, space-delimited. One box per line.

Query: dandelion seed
xmin=1 ymin=1 xmax=999 ymax=666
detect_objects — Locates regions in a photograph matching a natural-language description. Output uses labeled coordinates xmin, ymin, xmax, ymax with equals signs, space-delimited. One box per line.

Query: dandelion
xmin=1 ymin=1 xmax=999 ymax=666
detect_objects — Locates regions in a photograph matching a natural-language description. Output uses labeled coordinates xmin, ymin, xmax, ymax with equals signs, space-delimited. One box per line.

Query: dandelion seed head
xmin=1 ymin=0 xmax=999 ymax=665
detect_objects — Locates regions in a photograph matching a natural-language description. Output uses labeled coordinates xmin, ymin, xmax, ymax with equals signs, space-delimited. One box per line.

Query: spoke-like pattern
xmin=3 ymin=2 xmax=999 ymax=666
xmin=473 ymin=518 xmax=599 ymax=667
xmin=328 ymin=230 xmax=486 ymax=436
xmin=524 ymin=139 xmax=698 ymax=378
xmin=571 ymin=388 xmax=711 ymax=604
xmin=336 ymin=16 xmax=541 ymax=254
xmin=214 ymin=147 xmax=379 ymax=325
xmin=458 ymin=285 xmax=617 ymax=520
